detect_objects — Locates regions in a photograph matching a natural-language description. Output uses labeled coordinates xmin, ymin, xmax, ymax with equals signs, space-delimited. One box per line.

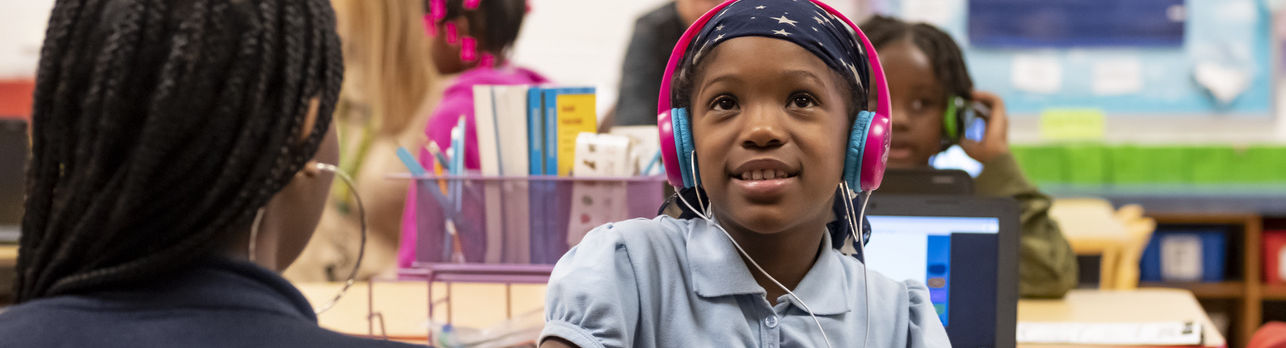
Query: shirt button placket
xmin=764 ymin=314 xmax=780 ymax=348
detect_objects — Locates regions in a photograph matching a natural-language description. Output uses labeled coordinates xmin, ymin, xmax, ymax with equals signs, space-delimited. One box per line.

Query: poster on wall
xmin=968 ymin=0 xmax=1186 ymax=48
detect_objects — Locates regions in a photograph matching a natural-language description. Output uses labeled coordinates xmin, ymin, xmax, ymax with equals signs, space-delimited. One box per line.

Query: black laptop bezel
xmin=865 ymin=194 xmax=1019 ymax=348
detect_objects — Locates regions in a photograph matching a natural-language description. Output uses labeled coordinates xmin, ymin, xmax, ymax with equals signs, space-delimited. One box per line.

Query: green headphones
xmin=941 ymin=96 xmax=968 ymax=147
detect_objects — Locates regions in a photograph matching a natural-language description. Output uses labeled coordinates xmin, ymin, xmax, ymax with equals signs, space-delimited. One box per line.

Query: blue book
xmin=526 ymin=87 xmax=548 ymax=263
xmin=541 ymin=87 xmax=596 ymax=176
xmin=527 ymin=87 xmax=544 ymax=175
xmin=542 ymin=90 xmax=559 ymax=177
xmin=535 ymin=87 xmax=595 ymax=263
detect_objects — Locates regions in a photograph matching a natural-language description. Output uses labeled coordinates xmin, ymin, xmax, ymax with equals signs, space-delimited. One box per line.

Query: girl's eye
xmin=711 ymin=96 xmax=738 ymax=111
xmin=790 ymin=94 xmax=818 ymax=108
xmin=905 ymin=98 xmax=925 ymax=111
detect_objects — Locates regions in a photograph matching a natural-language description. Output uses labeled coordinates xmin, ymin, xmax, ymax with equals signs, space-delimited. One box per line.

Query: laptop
xmin=862 ymin=194 xmax=1019 ymax=348
xmin=0 ymin=119 xmax=27 ymax=243
xmin=877 ymin=168 xmax=974 ymax=195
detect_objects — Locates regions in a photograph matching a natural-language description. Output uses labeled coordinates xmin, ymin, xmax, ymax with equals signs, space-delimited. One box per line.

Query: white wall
xmin=0 ymin=0 xmax=55 ymax=79
xmin=0 ymin=0 xmax=863 ymax=112
xmin=511 ymin=0 xmax=863 ymax=116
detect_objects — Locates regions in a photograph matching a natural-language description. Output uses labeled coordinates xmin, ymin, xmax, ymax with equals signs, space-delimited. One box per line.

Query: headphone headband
xmin=656 ymin=0 xmax=890 ymax=117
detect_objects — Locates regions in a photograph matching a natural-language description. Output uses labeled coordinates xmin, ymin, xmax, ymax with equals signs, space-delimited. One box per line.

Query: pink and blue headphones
xmin=656 ymin=0 xmax=892 ymax=193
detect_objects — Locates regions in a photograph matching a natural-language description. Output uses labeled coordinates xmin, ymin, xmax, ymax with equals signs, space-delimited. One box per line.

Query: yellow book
xmin=543 ymin=87 xmax=596 ymax=176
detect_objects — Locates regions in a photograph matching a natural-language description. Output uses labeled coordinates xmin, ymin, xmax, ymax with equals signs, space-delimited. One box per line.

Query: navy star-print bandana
xmin=681 ymin=0 xmax=869 ymax=100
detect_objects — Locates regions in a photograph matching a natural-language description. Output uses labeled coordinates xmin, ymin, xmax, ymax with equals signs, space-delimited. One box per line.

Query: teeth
xmin=738 ymin=169 xmax=795 ymax=180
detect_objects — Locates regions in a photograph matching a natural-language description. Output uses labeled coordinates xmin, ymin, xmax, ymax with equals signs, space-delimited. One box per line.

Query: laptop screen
xmin=864 ymin=215 xmax=1002 ymax=343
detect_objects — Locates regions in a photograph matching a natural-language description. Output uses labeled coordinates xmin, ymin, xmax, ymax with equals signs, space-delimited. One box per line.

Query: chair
xmin=1050 ymin=198 xmax=1156 ymax=290
xmin=1249 ymin=321 xmax=1286 ymax=348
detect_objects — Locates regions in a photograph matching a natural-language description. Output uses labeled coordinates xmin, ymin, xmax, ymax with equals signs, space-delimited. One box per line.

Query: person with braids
xmin=0 ymin=1 xmax=417 ymax=347
xmin=399 ymin=0 xmax=548 ymax=267
xmin=860 ymin=15 xmax=1078 ymax=298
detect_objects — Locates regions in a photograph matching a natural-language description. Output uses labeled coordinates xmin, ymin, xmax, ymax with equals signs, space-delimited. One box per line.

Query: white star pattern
xmin=715 ymin=33 xmax=725 ymax=41
xmin=771 ymin=15 xmax=798 ymax=26
xmin=716 ymin=24 xmax=725 ymax=31
xmin=755 ymin=5 xmax=766 ymax=9
xmin=815 ymin=11 xmax=832 ymax=23
xmin=813 ymin=16 xmax=825 ymax=24
xmin=772 ymin=29 xmax=790 ymax=36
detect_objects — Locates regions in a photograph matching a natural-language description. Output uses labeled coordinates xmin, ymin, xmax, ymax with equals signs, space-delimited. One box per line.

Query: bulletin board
xmin=877 ymin=0 xmax=1274 ymax=116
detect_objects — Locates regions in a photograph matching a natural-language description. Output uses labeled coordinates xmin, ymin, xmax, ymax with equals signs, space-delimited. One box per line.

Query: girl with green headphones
xmin=860 ymin=15 xmax=1079 ymax=299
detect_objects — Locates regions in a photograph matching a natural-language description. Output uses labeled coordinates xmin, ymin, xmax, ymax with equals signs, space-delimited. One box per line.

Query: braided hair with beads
xmin=16 ymin=0 xmax=343 ymax=302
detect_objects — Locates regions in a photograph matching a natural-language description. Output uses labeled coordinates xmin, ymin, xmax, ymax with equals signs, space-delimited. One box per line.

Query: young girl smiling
xmin=540 ymin=1 xmax=949 ymax=347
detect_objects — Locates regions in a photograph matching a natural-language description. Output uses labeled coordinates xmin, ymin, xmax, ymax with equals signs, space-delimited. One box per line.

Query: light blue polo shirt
xmin=541 ymin=216 xmax=950 ymax=348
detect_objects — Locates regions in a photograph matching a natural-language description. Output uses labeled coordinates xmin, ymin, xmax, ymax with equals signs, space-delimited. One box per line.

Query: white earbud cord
xmin=840 ymin=181 xmax=872 ymax=348
xmin=677 ymin=153 xmax=834 ymax=348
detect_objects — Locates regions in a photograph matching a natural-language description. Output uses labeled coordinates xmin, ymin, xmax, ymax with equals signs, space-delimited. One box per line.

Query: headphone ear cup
xmin=672 ymin=108 xmax=696 ymax=188
xmin=659 ymin=109 xmax=686 ymax=188
xmin=844 ymin=111 xmax=875 ymax=190
xmin=941 ymin=96 xmax=961 ymax=147
xmin=942 ymin=96 xmax=962 ymax=144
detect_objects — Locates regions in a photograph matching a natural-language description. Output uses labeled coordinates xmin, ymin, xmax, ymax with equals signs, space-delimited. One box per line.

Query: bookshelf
xmin=1140 ymin=213 xmax=1262 ymax=347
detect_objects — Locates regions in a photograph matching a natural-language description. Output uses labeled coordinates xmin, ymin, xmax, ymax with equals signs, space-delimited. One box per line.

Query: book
xmin=472 ymin=85 xmax=504 ymax=263
xmin=491 ymin=85 xmax=532 ymax=264
xmin=527 ymin=88 xmax=544 ymax=176
xmin=566 ymin=133 xmax=633 ymax=246
xmin=542 ymin=87 xmax=597 ymax=176
xmin=536 ymin=87 xmax=595 ymax=263
xmin=526 ymin=87 xmax=552 ymax=263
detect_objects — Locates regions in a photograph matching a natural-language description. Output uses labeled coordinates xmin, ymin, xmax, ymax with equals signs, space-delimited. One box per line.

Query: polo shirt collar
xmin=687 ymin=218 xmax=852 ymax=315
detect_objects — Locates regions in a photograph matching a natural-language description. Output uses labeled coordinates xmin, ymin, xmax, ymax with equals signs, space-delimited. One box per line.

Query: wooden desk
xmin=296 ymin=281 xmax=546 ymax=343
xmin=1019 ymin=289 xmax=1226 ymax=347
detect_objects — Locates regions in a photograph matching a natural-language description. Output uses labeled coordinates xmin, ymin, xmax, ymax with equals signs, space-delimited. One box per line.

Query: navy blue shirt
xmin=0 ymin=257 xmax=421 ymax=348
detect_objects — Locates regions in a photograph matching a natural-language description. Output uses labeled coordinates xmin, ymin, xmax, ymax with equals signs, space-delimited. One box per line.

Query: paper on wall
xmin=1194 ymin=62 xmax=1251 ymax=104
xmin=900 ymin=0 xmax=958 ymax=27
xmin=1011 ymin=55 xmax=1063 ymax=94
xmin=1092 ymin=57 xmax=1143 ymax=96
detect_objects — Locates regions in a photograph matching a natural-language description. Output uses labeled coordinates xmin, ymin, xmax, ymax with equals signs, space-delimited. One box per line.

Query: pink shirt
xmin=399 ymin=65 xmax=548 ymax=268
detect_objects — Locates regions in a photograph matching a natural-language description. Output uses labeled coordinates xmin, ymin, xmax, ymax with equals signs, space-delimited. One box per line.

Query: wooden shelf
xmin=1139 ymin=281 xmax=1245 ymax=299
xmin=1260 ymin=284 xmax=1286 ymax=300
xmin=1150 ymin=213 xmax=1260 ymax=225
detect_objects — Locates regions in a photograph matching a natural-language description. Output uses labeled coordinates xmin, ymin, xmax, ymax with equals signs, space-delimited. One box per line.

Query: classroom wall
xmin=510 ymin=0 xmax=863 ymax=118
xmin=0 ymin=0 xmax=54 ymax=80
xmin=877 ymin=0 xmax=1286 ymax=144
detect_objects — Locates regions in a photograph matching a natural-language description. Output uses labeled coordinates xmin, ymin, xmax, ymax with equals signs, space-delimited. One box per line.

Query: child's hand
xmin=960 ymin=90 xmax=1010 ymax=164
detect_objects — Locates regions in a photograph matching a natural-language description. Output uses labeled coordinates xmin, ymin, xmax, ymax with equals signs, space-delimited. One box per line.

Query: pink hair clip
xmin=431 ymin=0 xmax=447 ymax=22
xmin=460 ymin=36 xmax=478 ymax=62
xmin=464 ymin=0 xmax=481 ymax=10
xmin=445 ymin=22 xmax=459 ymax=45
xmin=479 ymin=53 xmax=497 ymax=68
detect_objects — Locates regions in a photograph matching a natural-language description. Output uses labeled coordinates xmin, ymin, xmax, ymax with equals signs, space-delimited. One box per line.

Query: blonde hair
xmin=332 ymin=0 xmax=434 ymax=135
